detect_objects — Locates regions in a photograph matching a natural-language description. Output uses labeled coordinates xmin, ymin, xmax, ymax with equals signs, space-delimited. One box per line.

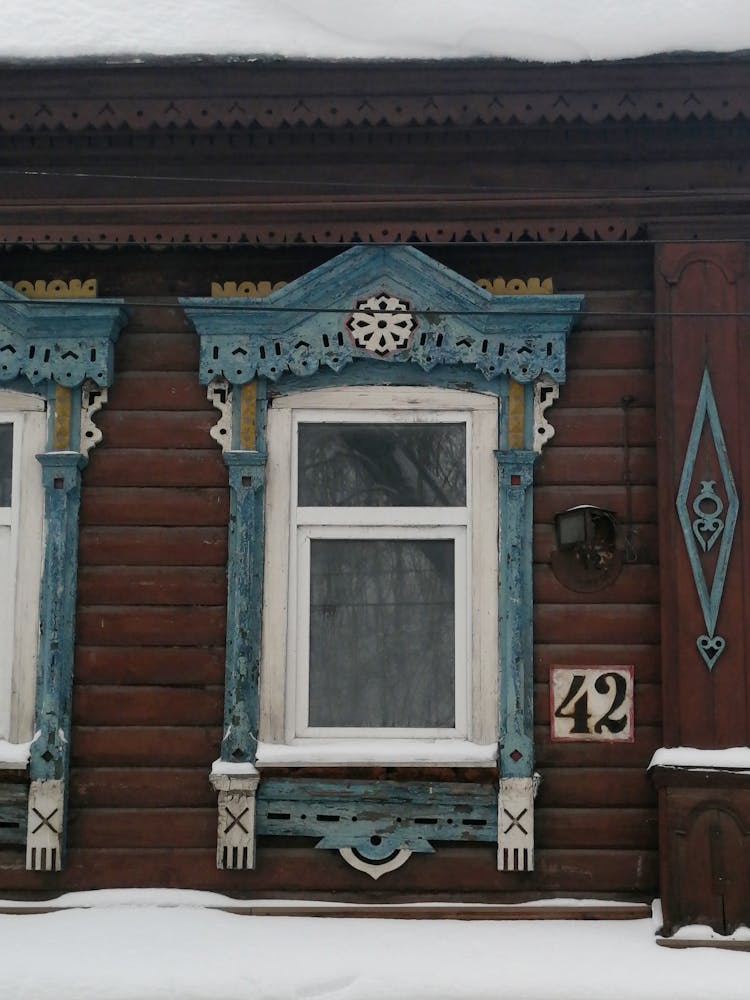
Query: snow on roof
xmin=0 ymin=892 xmax=748 ymax=1000
xmin=2 ymin=0 xmax=750 ymax=63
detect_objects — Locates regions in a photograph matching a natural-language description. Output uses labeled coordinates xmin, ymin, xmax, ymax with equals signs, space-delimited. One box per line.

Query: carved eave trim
xmin=185 ymin=247 xmax=582 ymax=386
xmin=0 ymin=281 xmax=126 ymax=387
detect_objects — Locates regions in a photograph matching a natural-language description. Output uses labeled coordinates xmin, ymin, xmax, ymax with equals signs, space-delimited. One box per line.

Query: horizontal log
xmin=108 ymin=373 xmax=210 ymax=411
xmin=70 ymin=807 xmax=217 ymax=849
xmin=536 ymin=767 xmax=656 ymax=808
xmin=576 ymin=290 xmax=653 ymax=333
xmin=122 ymin=306 xmax=194 ymax=337
xmin=534 ymin=643 xmax=660 ymax=684
xmin=70 ymin=767 xmax=215 ymax=808
xmin=85 ymin=450 xmax=227 ymax=488
xmin=116 ymin=332 xmax=200 ymax=372
xmin=536 ymin=446 xmax=655 ymax=486
xmin=534 ymin=603 xmax=660 ymax=644
xmin=78 ymin=566 xmax=227 ymax=606
xmin=533 ymin=563 xmax=659 ymax=604
xmin=73 ymin=685 xmax=224 ymax=726
xmin=566 ymin=330 xmax=654 ymax=370
xmin=76 ymin=606 xmax=226 ymax=646
xmin=97 ymin=410 xmax=217 ymax=449
xmin=535 ymin=725 xmax=662 ymax=767
xmin=534 ymin=681 xmax=661 ymax=726
xmin=79 ymin=526 xmax=228 ymax=566
xmin=535 ymin=808 xmax=657 ymax=849
xmin=560 ymin=369 xmax=655 ymax=408
xmin=80 ymin=487 xmax=229 ymax=526
xmin=75 ymin=646 xmax=226 ymax=685
xmin=0 ymin=845 xmax=656 ymax=895
xmin=72 ymin=726 xmax=220 ymax=767
xmin=534 ymin=485 xmax=656 ymax=523
xmin=551 ymin=406 xmax=655 ymax=448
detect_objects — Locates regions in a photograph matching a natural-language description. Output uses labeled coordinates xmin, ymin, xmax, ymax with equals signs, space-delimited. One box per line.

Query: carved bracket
xmin=210 ymin=765 xmax=260 ymax=870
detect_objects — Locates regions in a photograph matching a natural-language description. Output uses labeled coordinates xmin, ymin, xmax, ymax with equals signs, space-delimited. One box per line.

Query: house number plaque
xmin=550 ymin=666 xmax=634 ymax=742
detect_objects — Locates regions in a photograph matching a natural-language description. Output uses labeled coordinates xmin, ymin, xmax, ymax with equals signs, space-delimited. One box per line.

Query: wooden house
xmin=0 ymin=52 xmax=749 ymax=936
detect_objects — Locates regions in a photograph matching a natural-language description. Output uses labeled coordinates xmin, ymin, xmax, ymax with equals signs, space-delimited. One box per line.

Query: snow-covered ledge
xmin=0 ymin=739 xmax=32 ymax=770
xmin=255 ymin=739 xmax=498 ymax=768
xmin=649 ymin=747 xmax=750 ymax=770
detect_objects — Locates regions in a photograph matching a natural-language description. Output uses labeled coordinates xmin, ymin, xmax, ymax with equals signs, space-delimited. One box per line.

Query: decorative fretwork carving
xmin=79 ymin=381 xmax=108 ymax=456
xmin=676 ymin=370 xmax=739 ymax=671
xmin=13 ymin=279 xmax=97 ymax=299
xmin=477 ymin=277 xmax=553 ymax=295
xmin=533 ymin=379 xmax=560 ymax=453
xmin=207 ymin=378 xmax=232 ymax=452
xmin=210 ymin=281 xmax=287 ymax=298
xmin=339 ymin=847 xmax=412 ymax=880
xmin=344 ymin=293 xmax=416 ymax=356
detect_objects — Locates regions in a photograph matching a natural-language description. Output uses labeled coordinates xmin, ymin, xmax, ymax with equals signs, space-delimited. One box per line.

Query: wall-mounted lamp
xmin=550 ymin=505 xmax=622 ymax=591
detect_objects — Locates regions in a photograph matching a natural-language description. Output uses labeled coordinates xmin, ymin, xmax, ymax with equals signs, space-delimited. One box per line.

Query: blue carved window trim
xmin=0 ymin=282 xmax=126 ymax=871
xmin=183 ymin=245 xmax=583 ymax=875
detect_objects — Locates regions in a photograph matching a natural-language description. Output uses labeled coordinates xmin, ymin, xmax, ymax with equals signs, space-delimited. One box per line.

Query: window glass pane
xmin=308 ymin=538 xmax=455 ymax=728
xmin=298 ymin=423 xmax=466 ymax=507
xmin=0 ymin=425 xmax=12 ymax=507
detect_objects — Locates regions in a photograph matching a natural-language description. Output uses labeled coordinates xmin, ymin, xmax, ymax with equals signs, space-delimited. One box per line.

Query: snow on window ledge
xmin=649 ymin=746 xmax=750 ymax=771
xmin=0 ymin=738 xmax=32 ymax=769
xmin=255 ymin=739 xmax=498 ymax=768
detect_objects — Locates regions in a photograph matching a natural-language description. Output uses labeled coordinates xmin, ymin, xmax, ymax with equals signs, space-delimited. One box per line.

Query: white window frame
xmin=259 ymin=385 xmax=499 ymax=767
xmin=0 ymin=390 xmax=46 ymax=746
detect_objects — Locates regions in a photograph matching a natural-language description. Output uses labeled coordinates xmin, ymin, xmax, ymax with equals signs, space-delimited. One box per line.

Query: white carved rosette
xmin=345 ymin=294 xmax=416 ymax=356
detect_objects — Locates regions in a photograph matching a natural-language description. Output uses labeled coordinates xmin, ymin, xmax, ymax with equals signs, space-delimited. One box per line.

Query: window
xmin=0 ymin=391 xmax=46 ymax=745
xmin=259 ymin=386 xmax=498 ymax=765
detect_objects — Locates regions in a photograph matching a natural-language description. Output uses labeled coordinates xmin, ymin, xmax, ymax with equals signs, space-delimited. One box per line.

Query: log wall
xmin=0 ymin=242 xmax=659 ymax=898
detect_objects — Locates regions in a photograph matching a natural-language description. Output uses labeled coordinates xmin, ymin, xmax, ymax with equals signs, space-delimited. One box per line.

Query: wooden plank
xmin=97 ymin=410 xmax=216 ymax=449
xmin=80 ymin=487 xmax=229 ymax=526
xmin=79 ymin=526 xmax=228 ymax=566
xmin=75 ymin=647 xmax=225 ymax=685
xmin=73 ymin=686 xmax=224 ymax=726
xmin=533 ymin=563 xmax=659 ymax=604
xmin=551 ymin=406 xmax=655 ymax=448
xmin=537 ymin=767 xmax=656 ymax=808
xmin=76 ymin=606 xmax=226 ymax=646
xmin=566 ymin=330 xmax=654 ymax=370
xmin=534 ymin=603 xmax=660 ymax=644
xmin=535 ymin=808 xmax=657 ymax=849
xmin=116 ymin=332 xmax=200 ymax=372
xmin=85 ymin=450 xmax=227 ymax=488
xmin=70 ymin=767 xmax=215 ymax=808
xmin=78 ymin=566 xmax=227 ymax=606
xmin=535 ymin=725 xmax=662 ymax=767
xmin=536 ymin=446 xmax=655 ymax=486
xmin=533 ymin=523 xmax=659 ymax=565
xmin=70 ymin=808 xmax=217 ymax=849
xmin=560 ymin=370 xmax=655 ymax=408
xmin=72 ymin=726 xmax=220 ymax=766
xmin=108 ymin=373 xmax=210 ymax=411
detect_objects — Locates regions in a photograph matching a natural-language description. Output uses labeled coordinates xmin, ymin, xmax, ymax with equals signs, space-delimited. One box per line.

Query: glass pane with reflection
xmin=0 ymin=425 xmax=13 ymax=507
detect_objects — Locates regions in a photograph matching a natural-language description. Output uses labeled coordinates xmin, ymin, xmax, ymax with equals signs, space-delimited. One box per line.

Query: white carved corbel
xmin=533 ymin=379 xmax=560 ymax=453
xmin=26 ymin=779 xmax=64 ymax=872
xmin=207 ymin=378 xmax=233 ymax=452
xmin=210 ymin=763 xmax=259 ymax=870
xmin=79 ymin=379 xmax=108 ymax=456
xmin=497 ymin=776 xmax=535 ymax=872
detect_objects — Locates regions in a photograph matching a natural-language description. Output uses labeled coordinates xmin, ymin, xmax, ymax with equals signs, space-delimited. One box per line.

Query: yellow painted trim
xmin=14 ymin=279 xmax=97 ymax=299
xmin=210 ymin=281 xmax=287 ymax=298
xmin=508 ymin=379 xmax=525 ymax=449
xmin=239 ymin=382 xmax=257 ymax=449
xmin=476 ymin=277 xmax=553 ymax=295
xmin=53 ymin=386 xmax=72 ymax=450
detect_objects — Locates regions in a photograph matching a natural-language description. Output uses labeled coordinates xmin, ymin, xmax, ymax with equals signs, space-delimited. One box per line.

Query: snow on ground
xmin=0 ymin=893 xmax=747 ymax=1000
xmin=1 ymin=1 xmax=750 ymax=63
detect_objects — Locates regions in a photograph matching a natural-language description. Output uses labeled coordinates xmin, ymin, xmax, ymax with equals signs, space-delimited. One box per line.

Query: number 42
xmin=550 ymin=667 xmax=634 ymax=742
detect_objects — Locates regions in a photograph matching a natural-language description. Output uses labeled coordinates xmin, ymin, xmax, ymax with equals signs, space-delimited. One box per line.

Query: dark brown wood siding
xmin=0 ymin=242 xmax=659 ymax=898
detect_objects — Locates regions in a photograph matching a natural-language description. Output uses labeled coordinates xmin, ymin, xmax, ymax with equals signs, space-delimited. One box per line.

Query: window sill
xmin=0 ymin=739 xmax=31 ymax=770
xmin=255 ymin=739 xmax=497 ymax=768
